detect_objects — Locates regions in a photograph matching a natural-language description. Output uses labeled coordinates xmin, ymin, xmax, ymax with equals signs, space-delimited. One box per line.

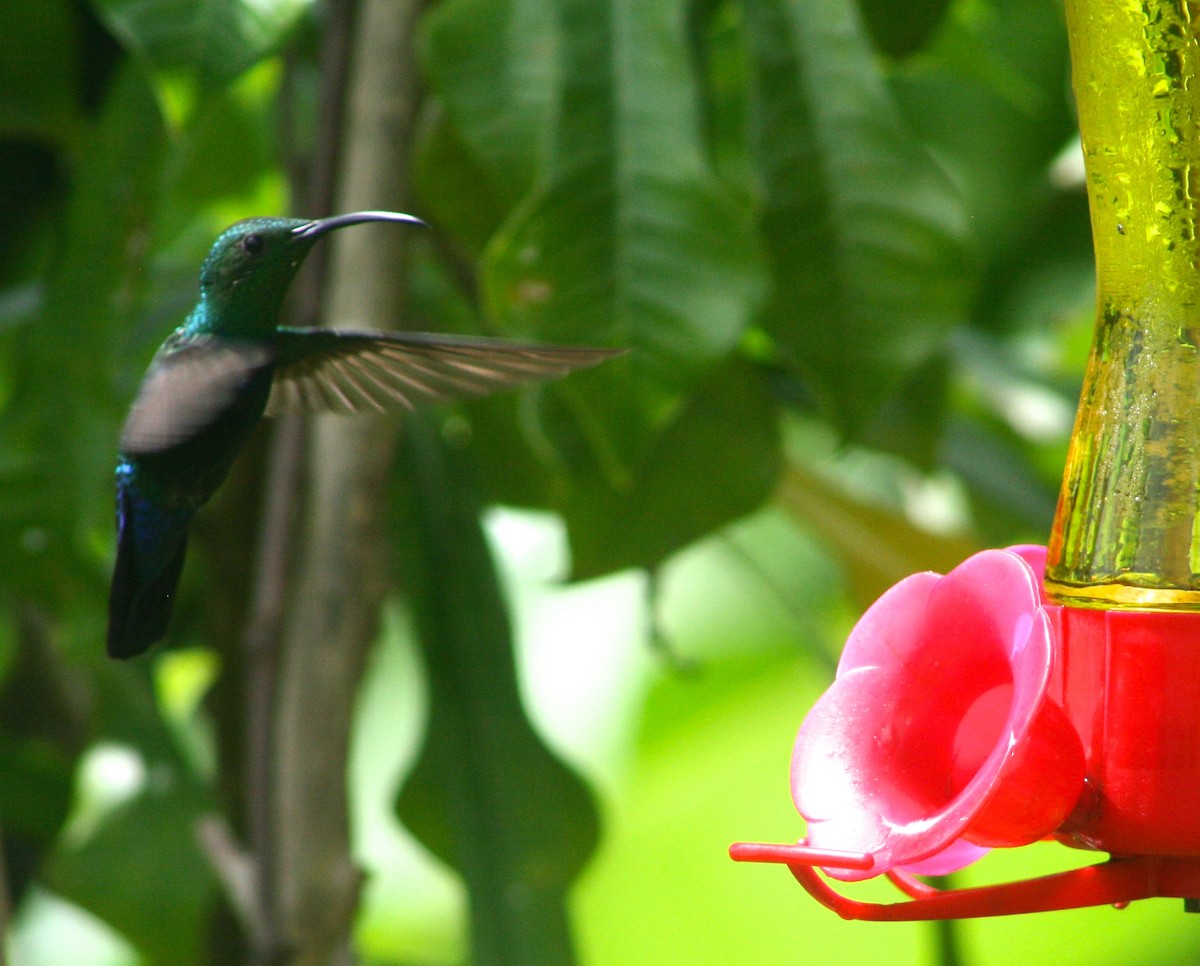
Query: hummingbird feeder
xmin=731 ymin=0 xmax=1200 ymax=918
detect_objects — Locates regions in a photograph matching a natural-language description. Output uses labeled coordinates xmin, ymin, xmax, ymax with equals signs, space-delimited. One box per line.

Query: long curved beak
xmin=292 ymin=210 xmax=426 ymax=239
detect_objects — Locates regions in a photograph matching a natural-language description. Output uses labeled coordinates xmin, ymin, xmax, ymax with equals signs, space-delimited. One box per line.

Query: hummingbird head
xmin=196 ymin=211 xmax=425 ymax=327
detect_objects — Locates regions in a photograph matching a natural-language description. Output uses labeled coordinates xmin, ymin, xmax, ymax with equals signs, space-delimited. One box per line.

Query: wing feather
xmin=120 ymin=338 xmax=274 ymax=454
xmin=265 ymin=329 xmax=623 ymax=417
xmin=333 ymin=355 xmax=408 ymax=411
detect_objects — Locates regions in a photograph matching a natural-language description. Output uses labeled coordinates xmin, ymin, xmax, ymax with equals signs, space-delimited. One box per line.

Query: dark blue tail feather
xmin=107 ymin=479 xmax=192 ymax=659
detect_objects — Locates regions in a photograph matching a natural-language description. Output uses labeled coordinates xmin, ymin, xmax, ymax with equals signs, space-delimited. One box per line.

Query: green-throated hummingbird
xmin=108 ymin=211 xmax=618 ymax=658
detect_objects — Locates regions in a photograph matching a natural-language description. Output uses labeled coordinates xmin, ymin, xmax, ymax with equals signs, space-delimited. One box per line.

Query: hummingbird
xmin=108 ymin=211 xmax=619 ymax=659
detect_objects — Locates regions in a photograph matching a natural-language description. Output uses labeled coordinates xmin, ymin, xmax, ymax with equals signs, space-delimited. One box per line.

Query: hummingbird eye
xmin=241 ymin=233 xmax=264 ymax=255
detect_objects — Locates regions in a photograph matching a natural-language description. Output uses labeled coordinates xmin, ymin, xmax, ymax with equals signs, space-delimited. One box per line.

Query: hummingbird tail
xmin=107 ymin=484 xmax=191 ymax=659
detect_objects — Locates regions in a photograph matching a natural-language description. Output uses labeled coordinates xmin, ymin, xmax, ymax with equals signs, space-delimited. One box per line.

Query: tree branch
xmin=269 ymin=0 xmax=421 ymax=960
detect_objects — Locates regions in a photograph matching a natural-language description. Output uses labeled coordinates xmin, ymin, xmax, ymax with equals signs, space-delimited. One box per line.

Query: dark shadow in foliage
xmin=857 ymin=0 xmax=953 ymax=59
xmin=0 ymin=609 xmax=84 ymax=905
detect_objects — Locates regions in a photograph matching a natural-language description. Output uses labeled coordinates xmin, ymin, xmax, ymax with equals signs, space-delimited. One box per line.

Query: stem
xmin=395 ymin=418 xmax=595 ymax=965
xmin=270 ymin=0 xmax=421 ymax=959
xmin=925 ymin=878 xmax=963 ymax=966
xmin=1048 ymin=0 xmax=1200 ymax=607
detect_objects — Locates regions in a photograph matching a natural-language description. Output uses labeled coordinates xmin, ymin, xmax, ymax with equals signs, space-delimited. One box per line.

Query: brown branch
xmin=269 ymin=0 xmax=422 ymax=960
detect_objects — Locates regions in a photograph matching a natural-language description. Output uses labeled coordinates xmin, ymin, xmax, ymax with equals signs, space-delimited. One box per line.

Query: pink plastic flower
xmin=791 ymin=546 xmax=1082 ymax=881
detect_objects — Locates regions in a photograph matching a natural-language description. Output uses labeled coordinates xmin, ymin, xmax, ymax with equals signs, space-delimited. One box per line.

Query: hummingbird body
xmin=109 ymin=357 xmax=273 ymax=656
xmin=108 ymin=212 xmax=619 ymax=658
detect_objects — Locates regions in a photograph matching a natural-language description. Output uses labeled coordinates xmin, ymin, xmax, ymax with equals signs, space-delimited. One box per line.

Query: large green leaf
xmin=482 ymin=0 xmax=766 ymax=464
xmin=413 ymin=111 xmax=517 ymax=257
xmin=565 ymin=359 xmax=782 ymax=579
xmin=90 ymin=0 xmax=309 ymax=88
xmin=415 ymin=0 xmax=560 ymax=255
xmin=419 ymin=0 xmax=559 ymax=210
xmin=744 ymin=0 xmax=972 ymax=435
xmin=393 ymin=415 xmax=600 ymax=966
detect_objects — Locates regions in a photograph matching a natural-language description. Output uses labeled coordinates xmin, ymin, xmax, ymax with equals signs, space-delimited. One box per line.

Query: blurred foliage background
xmin=1 ymin=0 xmax=1196 ymax=963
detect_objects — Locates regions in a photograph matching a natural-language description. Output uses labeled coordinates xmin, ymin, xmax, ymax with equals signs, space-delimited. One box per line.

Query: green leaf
xmin=0 ymin=145 xmax=64 ymax=289
xmin=163 ymin=81 xmax=279 ymax=215
xmin=394 ymin=415 xmax=600 ymax=966
xmin=413 ymin=111 xmax=515 ymax=256
xmin=564 ymin=359 xmax=782 ymax=579
xmin=419 ymin=0 xmax=559 ymax=209
xmin=744 ymin=0 xmax=972 ymax=434
xmin=687 ymin=0 xmax=758 ymax=197
xmin=482 ymin=0 xmax=766 ymax=463
xmin=859 ymin=350 xmax=951 ymax=468
xmin=888 ymin=0 xmax=1073 ymax=257
xmin=90 ymin=0 xmax=309 ymax=88
xmin=44 ymin=660 xmax=215 ymax=963
xmin=405 ymin=247 xmax=563 ymax=508
xmin=575 ymin=652 xmax=843 ymax=965
xmin=890 ymin=0 xmax=1078 ymax=329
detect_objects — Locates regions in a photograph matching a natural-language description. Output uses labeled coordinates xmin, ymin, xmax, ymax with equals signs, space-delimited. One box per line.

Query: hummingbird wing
xmin=265 ymin=329 xmax=622 ymax=416
xmin=120 ymin=337 xmax=275 ymax=454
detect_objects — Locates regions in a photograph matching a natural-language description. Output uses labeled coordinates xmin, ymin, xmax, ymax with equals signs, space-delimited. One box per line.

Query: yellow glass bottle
xmin=1047 ymin=0 xmax=1200 ymax=608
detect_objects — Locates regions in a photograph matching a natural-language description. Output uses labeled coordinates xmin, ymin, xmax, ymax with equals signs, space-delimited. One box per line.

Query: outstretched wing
xmin=120 ymin=337 xmax=275 ymax=454
xmin=265 ymin=328 xmax=623 ymax=416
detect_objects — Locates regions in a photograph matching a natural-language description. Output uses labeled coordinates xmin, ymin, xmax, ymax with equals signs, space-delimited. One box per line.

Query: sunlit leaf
xmin=575 ymin=653 xmax=868 ymax=965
